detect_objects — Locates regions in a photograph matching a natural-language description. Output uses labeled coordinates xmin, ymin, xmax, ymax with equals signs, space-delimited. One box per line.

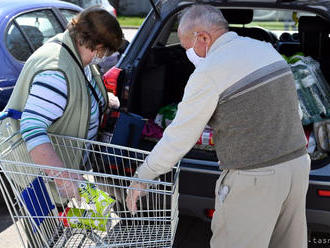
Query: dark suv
xmin=104 ymin=0 xmax=330 ymax=235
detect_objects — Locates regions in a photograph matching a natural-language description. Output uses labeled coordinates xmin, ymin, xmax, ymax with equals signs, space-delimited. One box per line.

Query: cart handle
xmin=0 ymin=109 xmax=22 ymax=121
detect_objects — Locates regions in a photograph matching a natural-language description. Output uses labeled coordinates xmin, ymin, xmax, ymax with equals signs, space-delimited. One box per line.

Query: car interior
xmin=126 ymin=7 xmax=330 ymax=166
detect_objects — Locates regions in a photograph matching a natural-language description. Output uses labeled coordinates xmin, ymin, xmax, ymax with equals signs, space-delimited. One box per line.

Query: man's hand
xmin=125 ymin=182 xmax=148 ymax=215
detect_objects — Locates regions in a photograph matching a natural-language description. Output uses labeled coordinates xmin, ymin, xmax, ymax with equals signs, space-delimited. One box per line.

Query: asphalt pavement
xmin=0 ymin=204 xmax=22 ymax=248
xmin=121 ymin=27 xmax=138 ymax=43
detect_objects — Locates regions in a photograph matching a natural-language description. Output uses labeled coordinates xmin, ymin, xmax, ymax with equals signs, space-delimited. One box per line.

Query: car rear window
xmin=59 ymin=9 xmax=79 ymax=23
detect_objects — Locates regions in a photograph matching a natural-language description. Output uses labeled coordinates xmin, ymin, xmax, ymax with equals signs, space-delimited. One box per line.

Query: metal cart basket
xmin=0 ymin=113 xmax=180 ymax=248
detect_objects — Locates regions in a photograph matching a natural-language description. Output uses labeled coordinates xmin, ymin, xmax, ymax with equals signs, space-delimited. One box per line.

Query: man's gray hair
xmin=179 ymin=5 xmax=228 ymax=34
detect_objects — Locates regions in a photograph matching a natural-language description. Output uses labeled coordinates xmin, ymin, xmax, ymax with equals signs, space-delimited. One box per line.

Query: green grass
xmin=117 ymin=16 xmax=298 ymax=31
xmin=117 ymin=16 xmax=145 ymax=27
xmin=235 ymin=21 xmax=298 ymax=31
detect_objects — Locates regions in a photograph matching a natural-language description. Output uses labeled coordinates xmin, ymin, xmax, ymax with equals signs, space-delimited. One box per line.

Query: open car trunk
xmin=125 ymin=8 xmax=330 ymax=170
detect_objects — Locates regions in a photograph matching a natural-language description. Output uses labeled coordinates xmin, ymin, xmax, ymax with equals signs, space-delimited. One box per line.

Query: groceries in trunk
xmin=288 ymin=54 xmax=330 ymax=161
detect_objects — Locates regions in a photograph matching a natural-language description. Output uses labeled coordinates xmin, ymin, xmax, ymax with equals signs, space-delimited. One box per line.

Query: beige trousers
xmin=210 ymin=154 xmax=311 ymax=248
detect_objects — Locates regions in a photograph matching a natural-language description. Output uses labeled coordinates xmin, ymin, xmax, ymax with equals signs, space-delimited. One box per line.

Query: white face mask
xmin=186 ymin=47 xmax=205 ymax=68
xmin=185 ymin=34 xmax=207 ymax=68
xmin=90 ymin=53 xmax=107 ymax=65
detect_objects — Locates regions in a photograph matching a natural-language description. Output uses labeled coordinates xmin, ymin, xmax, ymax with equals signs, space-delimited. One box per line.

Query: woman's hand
xmin=29 ymin=143 xmax=84 ymax=199
xmin=53 ymin=171 xmax=84 ymax=199
xmin=108 ymin=92 xmax=120 ymax=109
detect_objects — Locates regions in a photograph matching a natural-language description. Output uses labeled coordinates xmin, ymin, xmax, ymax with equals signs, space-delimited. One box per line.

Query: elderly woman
xmin=4 ymin=6 xmax=123 ymax=199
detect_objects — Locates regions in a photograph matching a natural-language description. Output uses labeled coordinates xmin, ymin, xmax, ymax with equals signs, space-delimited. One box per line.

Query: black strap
xmin=51 ymin=40 xmax=102 ymax=112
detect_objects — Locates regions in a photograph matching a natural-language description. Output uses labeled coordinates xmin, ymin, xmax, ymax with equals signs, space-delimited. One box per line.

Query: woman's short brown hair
xmin=68 ymin=6 xmax=123 ymax=52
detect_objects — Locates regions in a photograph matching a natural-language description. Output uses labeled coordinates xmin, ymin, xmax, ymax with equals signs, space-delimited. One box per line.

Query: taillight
xmin=317 ymin=189 xmax=330 ymax=197
xmin=103 ymin=67 xmax=122 ymax=95
xmin=205 ymin=209 xmax=215 ymax=219
xmin=113 ymin=9 xmax=117 ymax=17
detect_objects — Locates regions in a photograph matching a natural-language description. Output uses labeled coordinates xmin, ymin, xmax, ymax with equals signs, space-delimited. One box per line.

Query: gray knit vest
xmin=208 ymin=60 xmax=307 ymax=170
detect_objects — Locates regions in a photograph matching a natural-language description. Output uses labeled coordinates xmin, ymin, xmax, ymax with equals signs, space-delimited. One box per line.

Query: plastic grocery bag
xmin=289 ymin=55 xmax=330 ymax=125
xmin=154 ymin=104 xmax=177 ymax=129
xmin=21 ymin=177 xmax=55 ymax=229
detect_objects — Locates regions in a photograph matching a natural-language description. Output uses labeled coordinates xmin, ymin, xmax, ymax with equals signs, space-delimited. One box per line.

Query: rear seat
xmin=299 ymin=16 xmax=330 ymax=83
xmin=299 ymin=16 xmax=330 ymax=60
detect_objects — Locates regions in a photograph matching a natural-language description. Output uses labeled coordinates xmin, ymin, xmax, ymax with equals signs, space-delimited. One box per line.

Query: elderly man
xmin=127 ymin=5 xmax=310 ymax=248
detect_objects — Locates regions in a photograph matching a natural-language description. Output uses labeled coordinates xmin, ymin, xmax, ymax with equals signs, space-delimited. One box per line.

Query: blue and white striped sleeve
xmin=20 ymin=70 xmax=68 ymax=152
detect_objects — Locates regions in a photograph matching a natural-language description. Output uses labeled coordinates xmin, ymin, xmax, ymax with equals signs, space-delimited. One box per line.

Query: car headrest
xmin=220 ymin=9 xmax=253 ymax=25
xmin=299 ymin=16 xmax=330 ymax=33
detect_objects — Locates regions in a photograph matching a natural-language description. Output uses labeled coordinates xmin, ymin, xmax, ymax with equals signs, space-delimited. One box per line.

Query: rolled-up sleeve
xmin=136 ymin=71 xmax=219 ymax=180
xmin=20 ymin=71 xmax=67 ymax=152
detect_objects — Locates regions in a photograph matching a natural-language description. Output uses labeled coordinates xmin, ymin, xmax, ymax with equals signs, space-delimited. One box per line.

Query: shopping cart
xmin=0 ymin=110 xmax=180 ymax=248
